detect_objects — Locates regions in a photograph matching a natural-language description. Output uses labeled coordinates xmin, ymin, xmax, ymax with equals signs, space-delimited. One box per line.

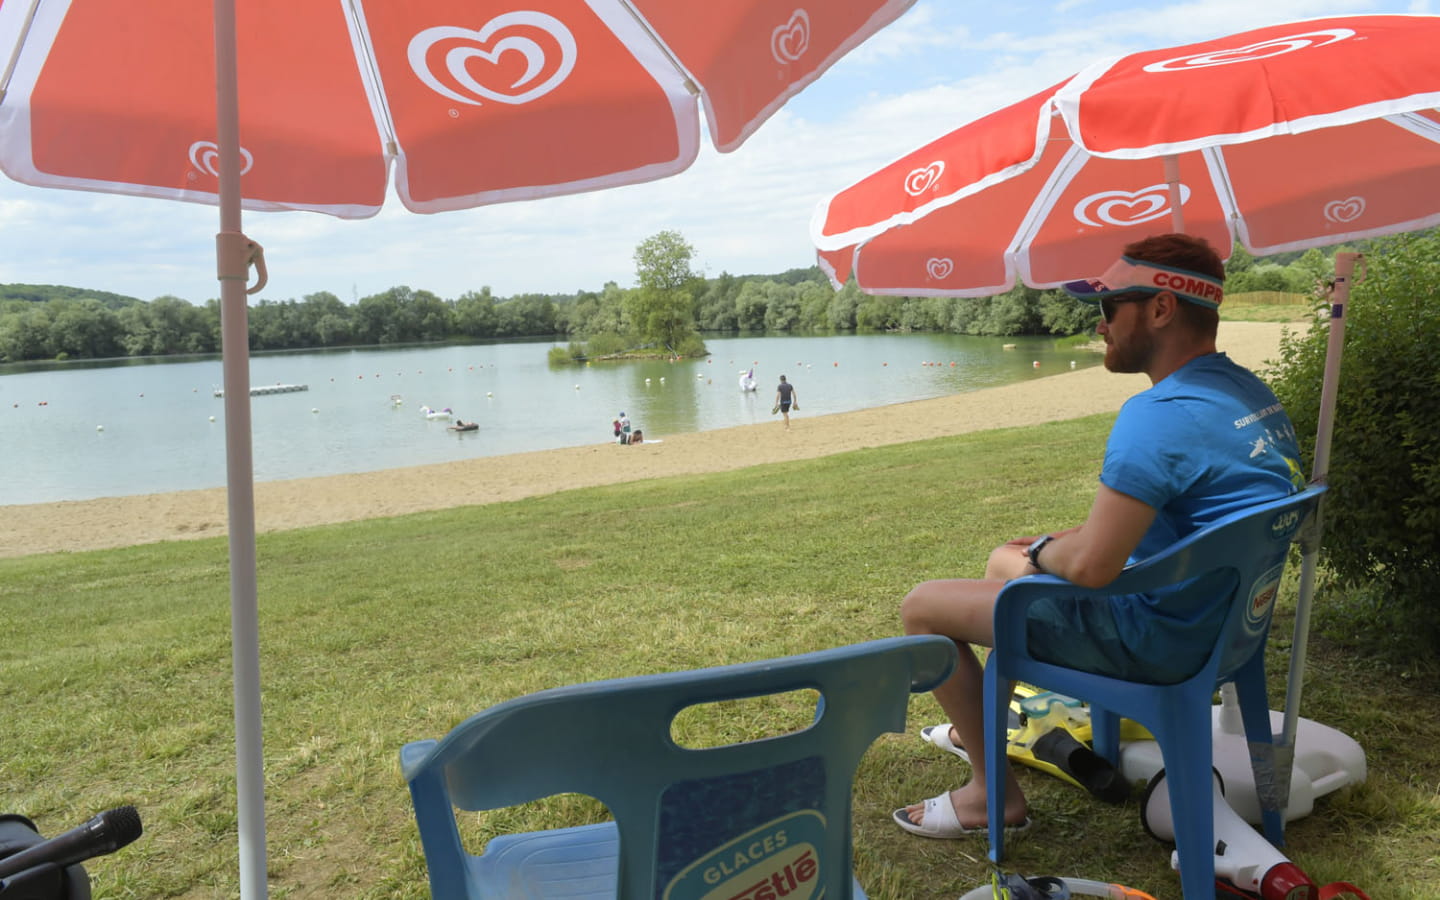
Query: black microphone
xmin=0 ymin=807 xmax=142 ymax=880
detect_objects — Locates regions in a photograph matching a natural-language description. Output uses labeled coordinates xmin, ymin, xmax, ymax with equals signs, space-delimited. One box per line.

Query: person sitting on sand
xmin=630 ymin=429 xmax=643 ymax=445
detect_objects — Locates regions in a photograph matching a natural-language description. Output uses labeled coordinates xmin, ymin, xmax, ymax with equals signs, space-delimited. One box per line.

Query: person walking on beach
xmin=774 ymin=375 xmax=798 ymax=429
xmin=892 ymin=233 xmax=1306 ymax=839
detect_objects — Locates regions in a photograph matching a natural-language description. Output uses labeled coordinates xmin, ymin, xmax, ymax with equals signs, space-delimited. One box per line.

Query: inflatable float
xmin=420 ymin=405 xmax=452 ymax=420
xmin=1119 ymin=683 xmax=1366 ymax=827
xmin=738 ymin=367 xmax=757 ymax=392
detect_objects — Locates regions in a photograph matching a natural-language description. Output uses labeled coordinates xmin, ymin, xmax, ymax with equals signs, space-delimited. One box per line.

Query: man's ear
xmin=1148 ymin=290 xmax=1180 ymax=327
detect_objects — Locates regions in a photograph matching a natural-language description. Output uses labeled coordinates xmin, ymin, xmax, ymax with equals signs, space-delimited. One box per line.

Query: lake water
xmin=0 ymin=333 xmax=1100 ymax=505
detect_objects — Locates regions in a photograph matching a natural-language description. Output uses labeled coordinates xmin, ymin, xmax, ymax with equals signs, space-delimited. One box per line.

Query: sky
xmin=0 ymin=0 xmax=1431 ymax=305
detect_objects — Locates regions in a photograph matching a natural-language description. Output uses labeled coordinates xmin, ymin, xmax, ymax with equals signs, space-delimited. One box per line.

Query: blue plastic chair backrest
xmin=401 ymin=635 xmax=957 ymax=899
xmin=994 ymin=485 xmax=1324 ymax=685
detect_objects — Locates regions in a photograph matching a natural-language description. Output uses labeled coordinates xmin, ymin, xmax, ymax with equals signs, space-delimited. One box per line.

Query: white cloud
xmin=843 ymin=4 xmax=972 ymax=64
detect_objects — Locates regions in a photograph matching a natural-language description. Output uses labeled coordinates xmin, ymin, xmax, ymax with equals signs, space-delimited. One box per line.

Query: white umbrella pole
xmin=213 ymin=0 xmax=268 ymax=896
xmin=1164 ymin=155 xmax=1185 ymax=233
xmin=1280 ymin=252 xmax=1358 ymax=753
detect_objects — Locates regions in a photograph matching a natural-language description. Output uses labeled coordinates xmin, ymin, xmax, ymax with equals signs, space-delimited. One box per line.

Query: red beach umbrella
xmin=812 ymin=9 xmax=1440 ymax=828
xmin=0 ymin=1 xmax=917 ymax=895
xmin=813 ymin=15 xmax=1440 ymax=294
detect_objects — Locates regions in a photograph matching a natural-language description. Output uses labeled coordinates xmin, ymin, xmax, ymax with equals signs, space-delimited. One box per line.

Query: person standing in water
xmin=774 ymin=375 xmax=798 ymax=429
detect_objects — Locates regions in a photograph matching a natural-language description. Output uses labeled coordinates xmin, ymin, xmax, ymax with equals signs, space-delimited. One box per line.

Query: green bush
xmin=671 ymin=333 xmax=708 ymax=358
xmin=1268 ymin=232 xmax=1440 ymax=646
xmin=584 ymin=332 xmax=628 ymax=357
xmin=547 ymin=342 xmax=585 ymax=365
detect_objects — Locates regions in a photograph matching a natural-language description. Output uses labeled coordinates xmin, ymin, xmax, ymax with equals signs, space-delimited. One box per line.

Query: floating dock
xmin=213 ymin=383 xmax=309 ymax=397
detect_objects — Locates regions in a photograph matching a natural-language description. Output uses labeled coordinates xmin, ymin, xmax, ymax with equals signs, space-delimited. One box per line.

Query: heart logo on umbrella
xmin=408 ymin=13 xmax=577 ymax=107
xmin=904 ymin=162 xmax=945 ymax=197
xmin=189 ymin=141 xmax=254 ymax=177
xmin=1144 ymin=28 xmax=1354 ymax=72
xmin=1073 ymin=184 xmax=1188 ymax=228
xmin=1324 ymin=196 xmax=1366 ymax=224
xmin=926 ymin=257 xmax=954 ymax=280
xmin=771 ymin=10 xmax=811 ymax=64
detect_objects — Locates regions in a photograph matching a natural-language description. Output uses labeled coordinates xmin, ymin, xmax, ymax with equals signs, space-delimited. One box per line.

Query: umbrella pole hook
xmin=216 ymin=232 xmax=268 ymax=296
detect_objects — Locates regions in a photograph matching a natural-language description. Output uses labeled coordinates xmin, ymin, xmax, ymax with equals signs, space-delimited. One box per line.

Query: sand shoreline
xmin=1 ymin=323 xmax=1289 ymax=559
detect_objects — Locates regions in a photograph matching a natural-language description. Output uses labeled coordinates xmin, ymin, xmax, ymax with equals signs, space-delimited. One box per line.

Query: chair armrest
xmin=992 ymin=485 xmax=1327 ymax=671
xmin=400 ymin=739 xmax=440 ymax=781
xmin=991 ymin=572 xmax=1077 ymax=666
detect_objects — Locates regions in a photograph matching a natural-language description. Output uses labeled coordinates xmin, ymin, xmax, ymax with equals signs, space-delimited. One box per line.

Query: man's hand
xmin=1035 ymin=488 xmax=1155 ymax=588
xmin=998 ymin=527 xmax=1085 ymax=577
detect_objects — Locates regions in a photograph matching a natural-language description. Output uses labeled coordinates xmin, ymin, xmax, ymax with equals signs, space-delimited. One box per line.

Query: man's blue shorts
xmin=1025 ymin=595 xmax=1209 ymax=685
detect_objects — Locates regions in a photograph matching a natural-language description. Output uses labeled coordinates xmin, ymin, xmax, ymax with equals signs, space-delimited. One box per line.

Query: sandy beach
xmin=1 ymin=323 xmax=1289 ymax=559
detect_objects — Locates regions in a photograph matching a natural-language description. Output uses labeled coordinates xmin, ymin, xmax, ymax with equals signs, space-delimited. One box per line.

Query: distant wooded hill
xmin=1 ymin=228 xmax=1409 ymax=365
xmin=0 ymin=283 xmax=144 ymax=308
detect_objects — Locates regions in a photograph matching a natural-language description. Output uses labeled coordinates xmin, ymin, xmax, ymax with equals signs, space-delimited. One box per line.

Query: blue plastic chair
xmin=401 ymin=635 xmax=958 ymax=899
xmin=984 ymin=485 xmax=1326 ymax=900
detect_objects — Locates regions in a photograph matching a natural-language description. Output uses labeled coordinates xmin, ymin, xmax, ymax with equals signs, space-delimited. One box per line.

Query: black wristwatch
xmin=1027 ymin=534 xmax=1055 ymax=572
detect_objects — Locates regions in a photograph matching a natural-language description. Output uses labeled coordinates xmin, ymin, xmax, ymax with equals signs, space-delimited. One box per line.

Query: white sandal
xmin=890 ymin=793 xmax=1032 ymax=839
xmin=921 ymin=723 xmax=970 ymax=763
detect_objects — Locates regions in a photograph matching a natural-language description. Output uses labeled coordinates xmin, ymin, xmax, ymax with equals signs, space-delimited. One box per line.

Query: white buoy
xmin=1070 ymin=360 xmax=1077 ymax=369
xmin=659 ymin=377 xmax=665 ymax=383
xmin=486 ymin=392 xmax=493 ymax=398
xmin=209 ymin=416 xmax=216 ymax=422
xmin=96 ymin=425 xmax=104 ymax=432
xmin=575 ymin=384 xmax=581 ymax=390
xmin=645 ymin=378 xmax=652 ymax=383
xmin=311 ymin=408 xmax=319 ymax=414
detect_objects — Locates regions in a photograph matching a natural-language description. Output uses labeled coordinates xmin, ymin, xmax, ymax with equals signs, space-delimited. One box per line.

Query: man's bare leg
xmin=899 ymin=540 xmax=1035 ymax=828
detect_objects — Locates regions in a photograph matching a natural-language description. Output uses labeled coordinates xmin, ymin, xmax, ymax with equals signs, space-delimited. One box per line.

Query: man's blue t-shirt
xmin=1033 ymin=352 xmax=1306 ymax=682
xmin=1104 ymin=352 xmax=1305 ymax=558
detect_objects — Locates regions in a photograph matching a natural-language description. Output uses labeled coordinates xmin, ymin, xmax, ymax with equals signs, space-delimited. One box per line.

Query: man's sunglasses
xmin=1099 ymin=290 xmax=1155 ymax=323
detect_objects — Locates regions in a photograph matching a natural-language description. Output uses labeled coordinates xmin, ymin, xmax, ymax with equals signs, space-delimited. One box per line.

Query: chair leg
xmin=983 ymin=657 xmax=1009 ymax=863
xmin=1232 ymin=669 xmax=1285 ymax=847
xmin=1090 ymin=706 xmax=1121 ymax=764
xmin=1153 ymin=711 xmax=1218 ymax=900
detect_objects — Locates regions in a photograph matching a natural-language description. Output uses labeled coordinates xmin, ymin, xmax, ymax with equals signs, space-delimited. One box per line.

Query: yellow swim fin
xmin=1003 ymin=687 xmax=1144 ymax=804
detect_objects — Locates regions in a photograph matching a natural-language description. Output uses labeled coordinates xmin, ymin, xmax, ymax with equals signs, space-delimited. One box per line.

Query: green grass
xmin=1221 ymin=292 xmax=1316 ymax=323
xmin=3 ymin=414 xmax=1437 ymax=898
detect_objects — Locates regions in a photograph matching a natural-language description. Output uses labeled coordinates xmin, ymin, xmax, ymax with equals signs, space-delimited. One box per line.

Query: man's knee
xmin=900 ymin=583 xmax=939 ymax=634
xmin=985 ymin=543 xmax=1024 ymax=580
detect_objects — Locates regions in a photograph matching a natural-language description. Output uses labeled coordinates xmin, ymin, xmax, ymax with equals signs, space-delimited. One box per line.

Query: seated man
xmin=894 ymin=233 xmax=1306 ymax=838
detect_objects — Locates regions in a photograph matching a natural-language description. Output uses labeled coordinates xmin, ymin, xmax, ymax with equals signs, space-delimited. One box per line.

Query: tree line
xmin=0 ymin=233 xmax=1355 ymax=365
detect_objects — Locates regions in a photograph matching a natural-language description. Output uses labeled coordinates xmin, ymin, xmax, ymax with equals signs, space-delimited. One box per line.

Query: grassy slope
xmin=3 ymin=410 xmax=1437 ymax=898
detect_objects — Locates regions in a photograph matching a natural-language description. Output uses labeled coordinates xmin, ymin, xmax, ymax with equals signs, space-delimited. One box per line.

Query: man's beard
xmin=1104 ymin=326 xmax=1155 ymax=374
